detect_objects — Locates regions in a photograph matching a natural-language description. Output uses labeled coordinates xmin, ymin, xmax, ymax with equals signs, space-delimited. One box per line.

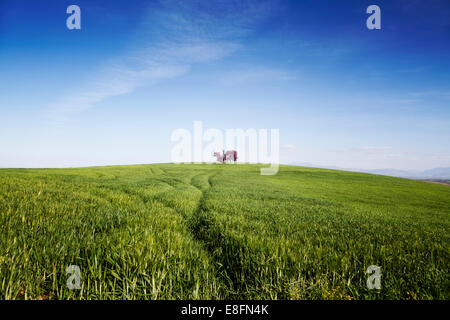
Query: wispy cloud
xmin=409 ymin=90 xmax=450 ymax=99
xmin=48 ymin=0 xmax=275 ymax=120
xmin=397 ymin=66 xmax=429 ymax=73
xmin=381 ymin=98 xmax=419 ymax=104
xmin=331 ymin=146 xmax=395 ymax=156
xmin=377 ymin=90 xmax=450 ymax=106
xmin=281 ymin=144 xmax=296 ymax=150
xmin=219 ymin=67 xmax=297 ymax=86
xmin=350 ymin=146 xmax=393 ymax=153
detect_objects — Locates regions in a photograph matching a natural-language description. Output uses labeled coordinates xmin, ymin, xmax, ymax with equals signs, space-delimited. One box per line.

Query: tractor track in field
xmin=100 ymin=169 xmax=257 ymax=296
xmin=99 ymin=183 xmax=181 ymax=217
xmin=186 ymin=170 xmax=257 ymax=296
xmin=189 ymin=172 xmax=212 ymax=191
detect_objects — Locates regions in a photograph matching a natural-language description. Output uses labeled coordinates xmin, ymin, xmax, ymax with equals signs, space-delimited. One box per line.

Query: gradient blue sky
xmin=0 ymin=0 xmax=449 ymax=170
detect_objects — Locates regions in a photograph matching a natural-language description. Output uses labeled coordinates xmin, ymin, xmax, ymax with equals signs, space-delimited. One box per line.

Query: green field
xmin=0 ymin=164 xmax=449 ymax=300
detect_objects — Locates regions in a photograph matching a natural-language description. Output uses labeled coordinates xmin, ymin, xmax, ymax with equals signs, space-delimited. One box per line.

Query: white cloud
xmin=382 ymin=98 xmax=419 ymax=104
xmin=409 ymin=90 xmax=450 ymax=99
xmin=219 ymin=67 xmax=297 ymax=85
xmin=349 ymin=146 xmax=393 ymax=154
xmin=48 ymin=0 xmax=275 ymax=120
xmin=281 ymin=144 xmax=296 ymax=150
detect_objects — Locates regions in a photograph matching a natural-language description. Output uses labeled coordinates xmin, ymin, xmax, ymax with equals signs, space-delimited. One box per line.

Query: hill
xmin=289 ymin=162 xmax=450 ymax=180
xmin=0 ymin=164 xmax=449 ymax=299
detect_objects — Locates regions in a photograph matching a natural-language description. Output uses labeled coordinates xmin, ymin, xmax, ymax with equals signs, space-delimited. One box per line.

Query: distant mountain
xmin=366 ymin=167 xmax=450 ymax=179
xmin=419 ymin=167 xmax=450 ymax=179
xmin=287 ymin=162 xmax=450 ymax=180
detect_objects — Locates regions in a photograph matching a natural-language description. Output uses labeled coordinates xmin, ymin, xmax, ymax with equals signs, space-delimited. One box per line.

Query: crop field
xmin=0 ymin=164 xmax=449 ymax=300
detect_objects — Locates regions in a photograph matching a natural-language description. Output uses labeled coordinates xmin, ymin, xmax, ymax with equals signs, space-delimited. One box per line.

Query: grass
xmin=0 ymin=163 xmax=449 ymax=300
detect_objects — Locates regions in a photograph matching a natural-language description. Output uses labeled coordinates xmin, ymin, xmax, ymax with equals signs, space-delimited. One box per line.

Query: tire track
xmin=186 ymin=171 xmax=258 ymax=297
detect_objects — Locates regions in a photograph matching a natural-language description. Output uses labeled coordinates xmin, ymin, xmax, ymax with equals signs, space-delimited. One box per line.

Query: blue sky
xmin=0 ymin=0 xmax=449 ymax=170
